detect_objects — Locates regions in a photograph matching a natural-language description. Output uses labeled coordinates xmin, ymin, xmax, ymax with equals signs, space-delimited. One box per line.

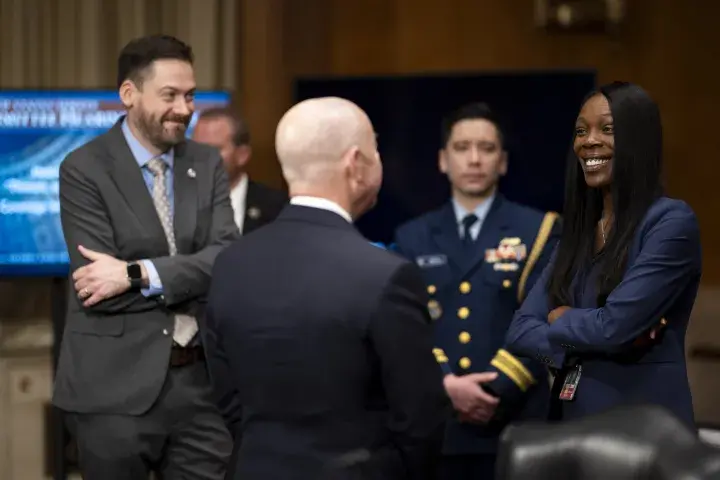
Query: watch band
xmin=126 ymin=262 xmax=143 ymax=290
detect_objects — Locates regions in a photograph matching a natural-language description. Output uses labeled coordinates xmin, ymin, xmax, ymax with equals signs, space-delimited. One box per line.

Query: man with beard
xmin=393 ymin=102 xmax=561 ymax=480
xmin=204 ymin=97 xmax=448 ymax=479
xmin=192 ymin=107 xmax=288 ymax=234
xmin=53 ymin=34 xmax=238 ymax=480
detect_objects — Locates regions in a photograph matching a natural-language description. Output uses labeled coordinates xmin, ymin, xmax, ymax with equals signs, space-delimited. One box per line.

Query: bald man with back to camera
xmin=204 ymin=97 xmax=450 ymax=479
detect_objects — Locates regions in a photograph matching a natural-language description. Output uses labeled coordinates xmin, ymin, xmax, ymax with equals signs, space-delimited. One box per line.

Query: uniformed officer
xmin=393 ymin=102 xmax=561 ymax=480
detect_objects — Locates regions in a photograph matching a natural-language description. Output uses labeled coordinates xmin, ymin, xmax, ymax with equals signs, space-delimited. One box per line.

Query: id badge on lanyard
xmin=559 ymin=364 xmax=582 ymax=401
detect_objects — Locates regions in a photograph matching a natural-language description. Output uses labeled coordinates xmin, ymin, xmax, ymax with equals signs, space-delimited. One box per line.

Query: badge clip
xmin=559 ymin=365 xmax=582 ymax=401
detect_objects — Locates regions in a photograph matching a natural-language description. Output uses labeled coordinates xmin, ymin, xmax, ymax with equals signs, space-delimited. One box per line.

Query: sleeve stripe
xmin=433 ymin=347 xmax=453 ymax=376
xmin=490 ymin=349 xmax=536 ymax=392
xmin=517 ymin=211 xmax=559 ymax=303
xmin=432 ymin=348 xmax=449 ymax=364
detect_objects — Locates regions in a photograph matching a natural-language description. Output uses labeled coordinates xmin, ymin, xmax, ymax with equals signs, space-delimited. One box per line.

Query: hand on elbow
xmin=631 ymin=318 xmax=668 ymax=349
xmin=72 ymin=246 xmax=130 ymax=307
xmin=548 ymin=306 xmax=571 ymax=324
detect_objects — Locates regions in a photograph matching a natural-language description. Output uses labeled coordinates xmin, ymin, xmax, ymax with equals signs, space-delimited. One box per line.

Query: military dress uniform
xmin=393 ymin=194 xmax=560 ymax=478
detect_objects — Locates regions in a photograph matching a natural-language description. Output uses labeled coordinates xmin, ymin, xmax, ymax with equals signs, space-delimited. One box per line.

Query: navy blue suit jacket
xmin=506 ymin=197 xmax=701 ymax=428
xmin=394 ymin=195 xmax=560 ymax=454
xmin=205 ymin=205 xmax=449 ymax=479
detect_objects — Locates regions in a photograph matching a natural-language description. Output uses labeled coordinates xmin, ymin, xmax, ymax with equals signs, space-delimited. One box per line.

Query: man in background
xmin=394 ymin=102 xmax=560 ymax=479
xmin=193 ymin=107 xmax=288 ymax=234
xmin=204 ymin=96 xmax=449 ymax=479
xmin=54 ymin=34 xmax=236 ymax=479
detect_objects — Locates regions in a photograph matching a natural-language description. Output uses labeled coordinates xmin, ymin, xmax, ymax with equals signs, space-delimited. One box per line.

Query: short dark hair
xmin=117 ymin=34 xmax=194 ymax=89
xmin=440 ymin=102 xmax=505 ymax=148
xmin=547 ymin=81 xmax=664 ymax=308
xmin=197 ymin=107 xmax=251 ymax=146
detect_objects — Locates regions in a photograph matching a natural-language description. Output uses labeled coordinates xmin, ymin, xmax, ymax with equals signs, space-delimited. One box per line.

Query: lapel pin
xmin=187 ymin=168 xmax=196 ymax=178
xmin=247 ymin=206 xmax=261 ymax=219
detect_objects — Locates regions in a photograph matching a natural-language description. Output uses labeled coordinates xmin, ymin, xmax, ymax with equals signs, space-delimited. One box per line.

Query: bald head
xmin=275 ymin=97 xmax=372 ymax=182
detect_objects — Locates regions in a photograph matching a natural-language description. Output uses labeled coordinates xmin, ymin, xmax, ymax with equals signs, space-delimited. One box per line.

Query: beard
xmin=134 ymin=108 xmax=191 ymax=152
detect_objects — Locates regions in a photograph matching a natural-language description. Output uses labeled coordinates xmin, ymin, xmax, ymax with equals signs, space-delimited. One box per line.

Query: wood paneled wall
xmin=237 ymin=0 xmax=720 ymax=283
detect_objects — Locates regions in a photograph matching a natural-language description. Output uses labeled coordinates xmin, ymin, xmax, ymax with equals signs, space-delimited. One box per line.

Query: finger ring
xmin=82 ymin=288 xmax=90 ymax=297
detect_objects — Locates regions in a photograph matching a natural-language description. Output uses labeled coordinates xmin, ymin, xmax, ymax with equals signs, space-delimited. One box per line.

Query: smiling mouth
xmin=583 ymin=157 xmax=611 ymax=170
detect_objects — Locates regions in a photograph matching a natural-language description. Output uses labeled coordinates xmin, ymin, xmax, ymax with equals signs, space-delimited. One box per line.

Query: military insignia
xmin=497 ymin=237 xmax=527 ymax=261
xmin=486 ymin=237 xmax=526 ymax=271
xmin=494 ymin=262 xmax=519 ymax=272
xmin=428 ymin=300 xmax=442 ymax=320
xmin=247 ymin=206 xmax=261 ymax=219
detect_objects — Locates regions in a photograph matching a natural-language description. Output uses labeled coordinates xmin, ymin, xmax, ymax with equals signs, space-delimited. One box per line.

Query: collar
xmin=451 ymin=192 xmax=496 ymax=224
xmin=231 ymin=173 xmax=249 ymax=196
xmin=121 ymin=117 xmax=174 ymax=169
xmin=290 ymin=196 xmax=352 ymax=223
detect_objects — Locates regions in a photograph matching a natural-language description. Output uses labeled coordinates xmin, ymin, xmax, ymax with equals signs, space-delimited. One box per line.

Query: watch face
xmin=127 ymin=263 xmax=142 ymax=279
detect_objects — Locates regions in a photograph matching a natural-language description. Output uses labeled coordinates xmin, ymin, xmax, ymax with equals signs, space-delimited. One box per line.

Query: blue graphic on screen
xmin=0 ymin=90 xmax=231 ymax=277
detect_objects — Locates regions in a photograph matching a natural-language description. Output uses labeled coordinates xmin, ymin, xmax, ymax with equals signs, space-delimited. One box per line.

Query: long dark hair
xmin=547 ymin=82 xmax=665 ymax=307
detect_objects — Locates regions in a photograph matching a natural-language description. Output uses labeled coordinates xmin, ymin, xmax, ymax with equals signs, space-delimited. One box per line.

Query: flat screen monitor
xmin=0 ymin=90 xmax=231 ymax=278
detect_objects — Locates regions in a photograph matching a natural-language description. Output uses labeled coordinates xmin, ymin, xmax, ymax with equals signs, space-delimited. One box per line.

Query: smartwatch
xmin=127 ymin=262 xmax=143 ymax=290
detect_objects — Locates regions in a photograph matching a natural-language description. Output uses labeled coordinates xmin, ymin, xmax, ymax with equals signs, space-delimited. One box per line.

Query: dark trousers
xmin=439 ymin=453 xmax=497 ymax=480
xmin=66 ymin=361 xmax=232 ymax=480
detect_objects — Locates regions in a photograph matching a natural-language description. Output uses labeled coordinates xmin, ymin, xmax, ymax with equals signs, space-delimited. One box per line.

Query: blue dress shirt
xmin=120 ymin=119 xmax=174 ymax=297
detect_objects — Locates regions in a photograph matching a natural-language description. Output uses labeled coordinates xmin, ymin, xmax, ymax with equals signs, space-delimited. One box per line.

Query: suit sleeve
xmin=484 ymin=213 xmax=561 ymax=404
xmin=547 ymin=210 xmax=701 ymax=353
xmin=203 ymin=271 xmax=243 ymax=438
xmin=369 ymin=262 xmax=450 ymax=478
xmin=149 ymin=153 xmax=240 ymax=306
xmin=59 ymin=153 xmax=158 ymax=314
xmin=504 ymin=253 xmax=567 ymax=369
xmin=392 ymin=228 xmax=454 ymax=378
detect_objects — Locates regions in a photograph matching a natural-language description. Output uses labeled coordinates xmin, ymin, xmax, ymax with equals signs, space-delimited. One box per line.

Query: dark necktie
xmin=461 ymin=213 xmax=478 ymax=246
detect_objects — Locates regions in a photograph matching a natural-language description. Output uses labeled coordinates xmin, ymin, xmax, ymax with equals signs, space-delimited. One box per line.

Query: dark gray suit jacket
xmin=52 ymin=118 xmax=240 ymax=416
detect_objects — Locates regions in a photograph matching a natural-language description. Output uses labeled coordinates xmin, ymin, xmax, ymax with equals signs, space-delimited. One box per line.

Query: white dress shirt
xmin=451 ymin=193 xmax=496 ymax=241
xmin=229 ymin=173 xmax=249 ymax=232
xmin=290 ymin=196 xmax=353 ymax=223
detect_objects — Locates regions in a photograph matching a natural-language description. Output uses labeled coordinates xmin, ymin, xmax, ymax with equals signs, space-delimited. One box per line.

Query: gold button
xmin=503 ymin=279 xmax=512 ymax=288
xmin=459 ymin=357 xmax=471 ymax=369
xmin=459 ymin=281 xmax=471 ymax=294
xmin=459 ymin=331 xmax=471 ymax=344
xmin=427 ymin=284 xmax=437 ymax=295
xmin=458 ymin=307 xmax=470 ymax=319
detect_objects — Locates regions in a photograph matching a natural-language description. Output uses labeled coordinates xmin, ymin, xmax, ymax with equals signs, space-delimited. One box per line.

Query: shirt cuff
xmin=140 ymin=259 xmax=163 ymax=297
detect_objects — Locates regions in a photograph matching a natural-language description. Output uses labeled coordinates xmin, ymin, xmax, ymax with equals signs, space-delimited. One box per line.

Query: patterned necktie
xmin=147 ymin=157 xmax=198 ymax=346
xmin=461 ymin=213 xmax=479 ymax=246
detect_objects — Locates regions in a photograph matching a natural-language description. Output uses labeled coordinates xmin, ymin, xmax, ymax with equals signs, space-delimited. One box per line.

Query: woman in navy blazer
xmin=505 ymin=82 xmax=702 ymax=427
